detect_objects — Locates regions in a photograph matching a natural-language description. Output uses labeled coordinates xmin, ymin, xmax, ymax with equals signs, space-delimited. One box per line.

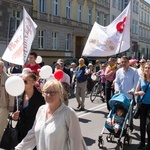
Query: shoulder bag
xmin=133 ymin=82 xmax=150 ymax=119
xmin=0 ymin=118 xmax=19 ymax=149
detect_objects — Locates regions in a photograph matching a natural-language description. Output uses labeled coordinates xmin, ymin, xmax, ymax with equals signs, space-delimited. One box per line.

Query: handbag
xmin=0 ymin=118 xmax=19 ymax=149
xmin=133 ymin=82 xmax=150 ymax=119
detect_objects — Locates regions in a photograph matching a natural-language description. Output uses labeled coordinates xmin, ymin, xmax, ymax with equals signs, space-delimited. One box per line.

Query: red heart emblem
xmin=116 ymin=17 xmax=126 ymax=33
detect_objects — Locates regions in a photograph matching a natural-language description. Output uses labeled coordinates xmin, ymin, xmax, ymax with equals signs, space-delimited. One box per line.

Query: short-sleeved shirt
xmin=25 ymin=64 xmax=41 ymax=76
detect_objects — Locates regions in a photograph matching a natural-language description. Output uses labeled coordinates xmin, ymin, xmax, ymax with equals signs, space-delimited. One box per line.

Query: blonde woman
xmin=15 ymin=79 xmax=88 ymax=150
xmin=135 ymin=62 xmax=150 ymax=149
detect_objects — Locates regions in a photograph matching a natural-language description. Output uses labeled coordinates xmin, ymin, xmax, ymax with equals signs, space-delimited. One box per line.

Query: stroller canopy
xmin=109 ymin=93 xmax=130 ymax=111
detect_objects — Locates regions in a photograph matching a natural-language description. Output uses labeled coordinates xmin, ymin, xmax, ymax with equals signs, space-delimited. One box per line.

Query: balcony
xmin=32 ymin=11 xmax=92 ymax=30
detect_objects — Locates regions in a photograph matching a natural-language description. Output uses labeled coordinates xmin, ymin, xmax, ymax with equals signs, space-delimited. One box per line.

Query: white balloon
xmin=39 ymin=65 xmax=53 ymax=79
xmin=5 ymin=76 xmax=25 ymax=96
xmin=35 ymin=56 xmax=42 ymax=64
xmin=91 ymin=74 xmax=97 ymax=81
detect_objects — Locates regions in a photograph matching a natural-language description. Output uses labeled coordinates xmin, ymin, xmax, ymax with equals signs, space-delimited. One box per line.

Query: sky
xmin=145 ymin=0 xmax=150 ymax=4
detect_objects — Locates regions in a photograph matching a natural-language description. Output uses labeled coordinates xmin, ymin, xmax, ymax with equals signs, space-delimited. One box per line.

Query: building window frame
xmin=53 ymin=0 xmax=58 ymax=16
xmin=66 ymin=0 xmax=71 ymax=19
xmin=12 ymin=10 xmax=21 ymax=30
xmin=39 ymin=0 xmax=45 ymax=13
xmin=88 ymin=8 xmax=92 ymax=24
xmin=112 ymin=0 xmax=116 ymax=8
xmin=65 ymin=34 xmax=71 ymax=51
xmin=38 ymin=30 xmax=44 ymax=49
xmin=52 ymin=31 xmax=58 ymax=50
xmin=77 ymin=4 xmax=82 ymax=22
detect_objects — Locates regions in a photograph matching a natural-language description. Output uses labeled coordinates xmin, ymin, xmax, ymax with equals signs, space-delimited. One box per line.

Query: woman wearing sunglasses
xmin=11 ymin=72 xmax=45 ymax=147
xmin=15 ymin=79 xmax=88 ymax=150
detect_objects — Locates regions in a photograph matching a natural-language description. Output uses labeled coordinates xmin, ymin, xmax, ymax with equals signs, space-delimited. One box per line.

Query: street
xmin=69 ymin=94 xmax=141 ymax=150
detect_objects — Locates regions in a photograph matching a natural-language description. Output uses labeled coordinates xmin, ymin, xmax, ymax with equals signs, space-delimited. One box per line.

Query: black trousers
xmin=105 ymin=80 xmax=114 ymax=111
xmin=140 ymin=103 xmax=150 ymax=144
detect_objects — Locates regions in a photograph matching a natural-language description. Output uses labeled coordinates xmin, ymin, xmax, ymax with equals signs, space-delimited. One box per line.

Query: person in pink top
xmin=105 ymin=58 xmax=117 ymax=111
xmin=96 ymin=63 xmax=106 ymax=99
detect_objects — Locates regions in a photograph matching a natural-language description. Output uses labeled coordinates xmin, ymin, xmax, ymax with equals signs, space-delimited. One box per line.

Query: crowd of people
xmin=0 ymin=53 xmax=150 ymax=150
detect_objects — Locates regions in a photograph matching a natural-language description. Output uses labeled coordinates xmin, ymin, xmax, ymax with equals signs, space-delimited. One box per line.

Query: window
xmin=53 ymin=0 xmax=58 ymax=15
xmin=136 ymin=2 xmax=139 ymax=13
xmin=52 ymin=32 xmax=58 ymax=50
xmin=77 ymin=4 xmax=82 ymax=22
xmin=112 ymin=15 xmax=116 ymax=22
xmin=147 ymin=14 xmax=149 ymax=24
xmin=39 ymin=0 xmax=45 ymax=13
xmin=96 ymin=11 xmax=100 ymax=24
xmin=141 ymin=11 xmax=143 ymax=22
xmin=124 ymin=0 xmax=128 ymax=8
xmin=118 ymin=0 xmax=123 ymax=11
xmin=66 ymin=0 xmax=71 ymax=19
xmin=104 ymin=14 xmax=107 ymax=26
xmin=112 ymin=0 xmax=116 ymax=8
xmin=88 ymin=8 xmax=92 ymax=24
xmin=12 ymin=10 xmax=21 ymax=30
xmin=144 ymin=13 xmax=146 ymax=22
xmin=132 ymin=19 xmax=138 ymax=34
xmin=38 ymin=30 xmax=44 ymax=49
xmin=65 ymin=34 xmax=71 ymax=51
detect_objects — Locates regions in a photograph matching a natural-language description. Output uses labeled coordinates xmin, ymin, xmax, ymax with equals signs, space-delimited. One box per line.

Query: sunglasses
xmin=43 ymin=91 xmax=58 ymax=96
xmin=23 ymin=80 xmax=34 ymax=84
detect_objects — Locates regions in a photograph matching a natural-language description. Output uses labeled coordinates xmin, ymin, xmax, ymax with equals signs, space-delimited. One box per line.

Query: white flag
xmin=2 ymin=8 xmax=37 ymax=65
xmin=82 ymin=2 xmax=131 ymax=57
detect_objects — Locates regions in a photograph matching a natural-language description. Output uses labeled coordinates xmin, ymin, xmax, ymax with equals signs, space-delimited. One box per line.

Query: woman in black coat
xmin=11 ymin=72 xmax=45 ymax=142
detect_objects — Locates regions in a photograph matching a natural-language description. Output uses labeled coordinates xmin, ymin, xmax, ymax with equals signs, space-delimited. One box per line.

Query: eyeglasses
xmin=144 ymin=67 xmax=150 ymax=69
xmin=43 ymin=91 xmax=58 ymax=96
xmin=23 ymin=80 xmax=34 ymax=84
xmin=140 ymin=62 xmax=145 ymax=64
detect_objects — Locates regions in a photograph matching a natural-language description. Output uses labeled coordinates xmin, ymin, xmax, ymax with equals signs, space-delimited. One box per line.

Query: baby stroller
xmin=98 ymin=93 xmax=133 ymax=150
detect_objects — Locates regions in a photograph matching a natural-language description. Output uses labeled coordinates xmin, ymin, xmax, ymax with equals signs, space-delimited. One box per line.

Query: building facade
xmin=0 ymin=0 xmax=149 ymax=66
xmin=110 ymin=0 xmax=150 ymax=60
xmin=32 ymin=0 xmax=110 ymax=65
xmin=0 ymin=0 xmax=33 ymax=57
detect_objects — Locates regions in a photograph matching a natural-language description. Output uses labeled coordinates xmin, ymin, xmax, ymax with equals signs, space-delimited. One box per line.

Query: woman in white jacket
xmin=15 ymin=79 xmax=88 ymax=150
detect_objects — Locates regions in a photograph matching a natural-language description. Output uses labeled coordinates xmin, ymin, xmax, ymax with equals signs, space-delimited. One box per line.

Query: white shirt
xmin=60 ymin=72 xmax=70 ymax=85
xmin=15 ymin=103 xmax=87 ymax=150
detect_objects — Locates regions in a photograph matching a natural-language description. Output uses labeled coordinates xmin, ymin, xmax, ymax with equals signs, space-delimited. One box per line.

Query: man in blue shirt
xmin=72 ymin=58 xmax=89 ymax=111
xmin=114 ymin=56 xmax=139 ymax=131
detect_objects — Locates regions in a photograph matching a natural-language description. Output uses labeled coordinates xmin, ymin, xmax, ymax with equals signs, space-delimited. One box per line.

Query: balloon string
xmin=16 ymin=96 xmax=19 ymax=111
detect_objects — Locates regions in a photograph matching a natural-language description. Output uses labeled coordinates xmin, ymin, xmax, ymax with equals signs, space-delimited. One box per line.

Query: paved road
xmin=0 ymin=94 xmax=141 ymax=150
xmin=69 ymin=94 xmax=141 ymax=150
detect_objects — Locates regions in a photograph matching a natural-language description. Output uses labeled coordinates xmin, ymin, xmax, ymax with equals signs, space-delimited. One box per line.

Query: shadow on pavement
xmin=83 ymin=136 xmax=96 ymax=146
xmin=79 ymin=118 xmax=91 ymax=123
xmin=85 ymin=109 xmax=108 ymax=118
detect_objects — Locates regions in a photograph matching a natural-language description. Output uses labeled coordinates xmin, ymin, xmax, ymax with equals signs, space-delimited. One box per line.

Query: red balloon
xmin=54 ymin=70 xmax=63 ymax=80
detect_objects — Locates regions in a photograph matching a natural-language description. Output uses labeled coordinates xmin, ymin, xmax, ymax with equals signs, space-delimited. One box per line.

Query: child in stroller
xmin=98 ymin=93 xmax=133 ymax=149
xmin=107 ymin=106 xmax=125 ymax=134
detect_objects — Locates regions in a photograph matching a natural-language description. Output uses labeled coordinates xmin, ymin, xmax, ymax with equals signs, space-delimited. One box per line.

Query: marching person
xmin=0 ymin=61 xmax=14 ymax=141
xmin=72 ymin=58 xmax=89 ymax=111
xmin=55 ymin=59 xmax=70 ymax=106
xmin=15 ymin=79 xmax=88 ymax=150
xmin=134 ymin=62 xmax=150 ymax=150
xmin=105 ymin=57 xmax=117 ymax=111
xmin=25 ymin=52 xmax=41 ymax=77
xmin=11 ymin=72 xmax=45 ymax=145
xmin=114 ymin=56 xmax=139 ymax=131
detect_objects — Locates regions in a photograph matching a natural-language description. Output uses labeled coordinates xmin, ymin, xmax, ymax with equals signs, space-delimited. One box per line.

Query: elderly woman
xmin=15 ymin=79 xmax=88 ymax=150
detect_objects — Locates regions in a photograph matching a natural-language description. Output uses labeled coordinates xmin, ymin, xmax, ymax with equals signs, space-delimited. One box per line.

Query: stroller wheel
xmin=116 ymin=141 xmax=124 ymax=150
xmin=98 ymin=136 xmax=104 ymax=149
xmin=106 ymin=135 xmax=112 ymax=142
xmin=124 ymin=135 xmax=132 ymax=145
